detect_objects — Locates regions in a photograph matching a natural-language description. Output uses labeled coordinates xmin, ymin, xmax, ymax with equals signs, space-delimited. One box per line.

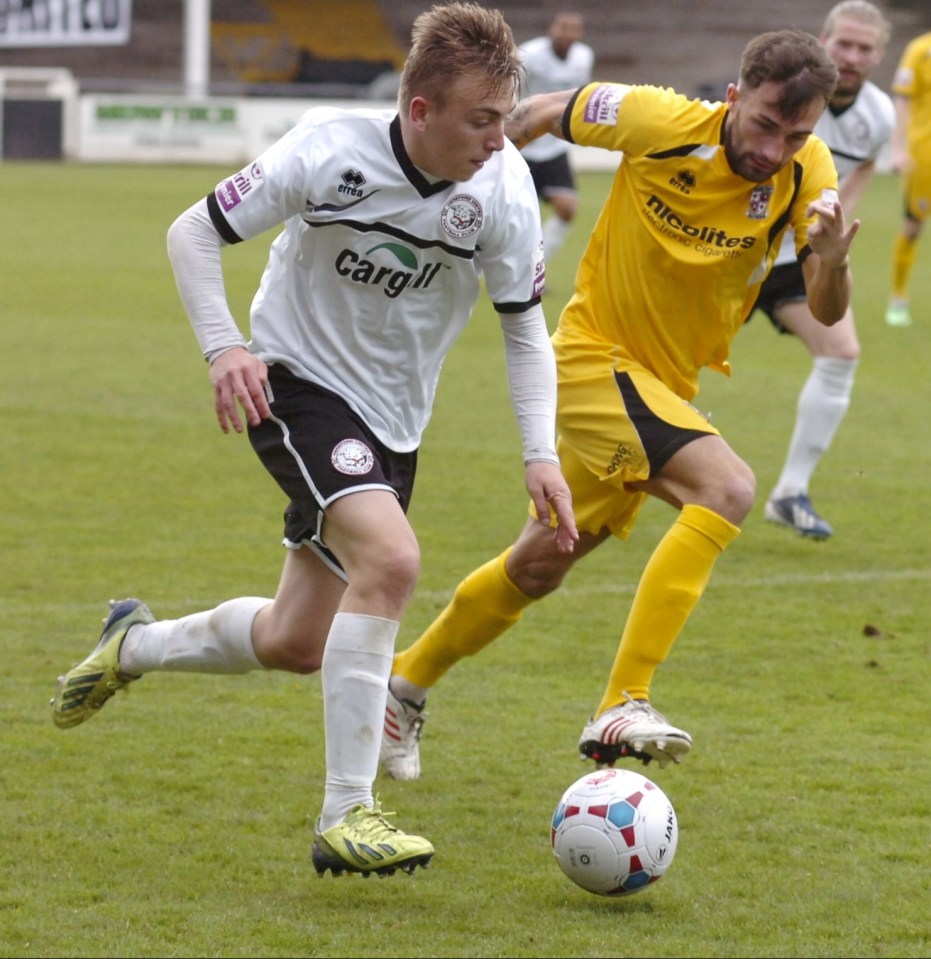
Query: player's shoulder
xmin=898 ymin=31 xmax=931 ymax=68
xmin=857 ymin=80 xmax=895 ymax=117
xmin=518 ymin=36 xmax=549 ymax=57
xmin=909 ymin=31 xmax=931 ymax=55
xmin=573 ymin=81 xmax=718 ymax=130
xmin=798 ymin=131 xmax=836 ymax=176
xmin=469 ymin=139 xmax=536 ymax=205
xmin=578 ymin=81 xmax=697 ymax=109
xmin=284 ymin=105 xmax=395 ymax=157
xmin=573 ymin=42 xmax=596 ymax=66
xmin=297 ymin=104 xmax=393 ymax=130
xmin=492 ymin=138 xmax=535 ymax=183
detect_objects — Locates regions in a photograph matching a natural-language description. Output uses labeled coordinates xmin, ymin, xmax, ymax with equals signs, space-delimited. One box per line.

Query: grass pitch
xmin=1 ymin=162 xmax=929 ymax=958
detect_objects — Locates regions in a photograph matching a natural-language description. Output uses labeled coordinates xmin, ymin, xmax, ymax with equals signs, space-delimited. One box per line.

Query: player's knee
xmin=508 ymin=550 xmax=574 ymax=599
xmin=554 ymin=200 xmax=577 ymax=222
xmin=259 ymin=623 xmax=326 ymax=674
xmin=285 ymin=645 xmax=325 ymax=674
xmin=817 ymin=342 xmax=860 ymax=363
xmin=364 ymin=540 xmax=422 ymax=606
xmin=718 ymin=463 xmax=756 ymax=524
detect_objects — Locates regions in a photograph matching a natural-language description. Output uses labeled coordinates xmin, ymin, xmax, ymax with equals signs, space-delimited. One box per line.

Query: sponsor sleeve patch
xmin=532 ymin=245 xmax=546 ymax=299
xmin=582 ymin=84 xmax=623 ymax=126
xmin=214 ymin=161 xmax=264 ymax=212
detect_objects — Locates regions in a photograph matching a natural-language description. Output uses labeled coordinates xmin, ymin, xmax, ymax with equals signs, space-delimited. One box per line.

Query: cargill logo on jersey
xmin=335 ymin=242 xmax=446 ymax=298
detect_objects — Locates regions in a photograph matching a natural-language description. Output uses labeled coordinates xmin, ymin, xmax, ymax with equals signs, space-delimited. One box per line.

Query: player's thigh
xmin=324 ymin=488 xmax=420 ymax=598
xmin=636 ymin=432 xmax=755 ymax=524
xmin=253 ymin=546 xmax=346 ymax=669
xmin=555 ymin=358 xmax=717 ymax=537
xmin=776 ymin=301 xmax=859 ymax=359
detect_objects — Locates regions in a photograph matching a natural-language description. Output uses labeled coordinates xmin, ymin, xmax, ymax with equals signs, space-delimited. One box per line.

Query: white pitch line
xmin=418 ymin=566 xmax=931 ymax=602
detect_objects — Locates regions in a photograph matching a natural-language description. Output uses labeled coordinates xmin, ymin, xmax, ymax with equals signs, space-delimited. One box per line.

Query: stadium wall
xmin=2 ymin=78 xmax=620 ymax=170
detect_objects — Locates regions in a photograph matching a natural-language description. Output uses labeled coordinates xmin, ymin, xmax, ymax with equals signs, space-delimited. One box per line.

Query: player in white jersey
xmin=518 ymin=12 xmax=595 ymax=258
xmin=749 ymin=1 xmax=893 ymax=539
xmin=49 ymin=3 xmax=577 ymax=879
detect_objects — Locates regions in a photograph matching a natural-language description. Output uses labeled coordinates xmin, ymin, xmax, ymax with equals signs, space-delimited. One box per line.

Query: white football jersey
xmin=208 ymin=107 xmax=545 ymax=452
xmin=518 ymin=35 xmax=594 ymax=162
xmin=774 ymin=79 xmax=894 ymax=266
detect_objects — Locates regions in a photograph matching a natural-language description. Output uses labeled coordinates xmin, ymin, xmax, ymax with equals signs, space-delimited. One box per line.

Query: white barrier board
xmin=76 ymin=93 xmax=621 ymax=171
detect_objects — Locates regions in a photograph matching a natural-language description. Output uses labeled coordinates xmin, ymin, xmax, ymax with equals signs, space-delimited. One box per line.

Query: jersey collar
xmin=390 ymin=115 xmax=455 ymax=198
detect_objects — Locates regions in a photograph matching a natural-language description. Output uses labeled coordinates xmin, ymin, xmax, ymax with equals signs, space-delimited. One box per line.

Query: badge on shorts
xmin=331 ymin=438 xmax=375 ymax=475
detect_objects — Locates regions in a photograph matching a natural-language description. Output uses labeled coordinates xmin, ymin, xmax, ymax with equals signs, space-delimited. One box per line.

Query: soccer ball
xmin=551 ymin=767 xmax=678 ymax=896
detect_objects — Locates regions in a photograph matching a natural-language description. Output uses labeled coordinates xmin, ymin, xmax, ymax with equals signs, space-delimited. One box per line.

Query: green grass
xmin=1 ymin=162 xmax=929 ymax=959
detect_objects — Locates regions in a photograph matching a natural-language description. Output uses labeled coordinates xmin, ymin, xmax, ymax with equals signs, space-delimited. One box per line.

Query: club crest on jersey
xmin=747 ymin=185 xmax=773 ymax=220
xmin=331 ymin=439 xmax=375 ymax=475
xmin=441 ymin=194 xmax=483 ymax=238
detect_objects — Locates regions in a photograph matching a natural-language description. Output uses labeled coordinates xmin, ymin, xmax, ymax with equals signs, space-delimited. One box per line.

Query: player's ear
xmin=725 ymin=83 xmax=740 ymax=111
xmin=409 ymin=96 xmax=429 ymax=129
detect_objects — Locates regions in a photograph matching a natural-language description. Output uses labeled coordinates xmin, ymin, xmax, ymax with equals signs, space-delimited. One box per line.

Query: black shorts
xmin=525 ymin=153 xmax=576 ymax=200
xmin=248 ymin=363 xmax=417 ymax=576
xmin=748 ymin=261 xmax=805 ymax=333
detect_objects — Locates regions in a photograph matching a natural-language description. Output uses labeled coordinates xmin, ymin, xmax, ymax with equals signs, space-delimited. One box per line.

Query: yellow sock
xmin=393 ymin=548 xmax=532 ymax=689
xmin=891 ymin=232 xmax=918 ymax=300
xmin=596 ymin=504 xmax=739 ymax=716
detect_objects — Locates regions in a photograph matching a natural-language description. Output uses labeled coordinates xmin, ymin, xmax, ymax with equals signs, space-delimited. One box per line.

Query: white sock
xmin=120 ymin=597 xmax=269 ymax=674
xmin=318 ymin=612 xmax=398 ymax=831
xmin=771 ymin=356 xmax=857 ymax=498
xmin=389 ymin=675 xmax=428 ymax=708
xmin=542 ymin=216 xmax=571 ymax=258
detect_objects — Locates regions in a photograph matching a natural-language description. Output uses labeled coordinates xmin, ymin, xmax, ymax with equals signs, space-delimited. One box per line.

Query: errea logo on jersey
xmin=338 ymin=169 xmax=366 ymax=197
xmin=669 ymin=170 xmax=695 ymax=194
xmin=335 ymin=242 xmax=447 ymax=298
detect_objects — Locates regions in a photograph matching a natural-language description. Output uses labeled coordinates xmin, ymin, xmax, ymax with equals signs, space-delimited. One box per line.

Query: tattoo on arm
xmin=505 ymin=101 xmax=533 ymax=148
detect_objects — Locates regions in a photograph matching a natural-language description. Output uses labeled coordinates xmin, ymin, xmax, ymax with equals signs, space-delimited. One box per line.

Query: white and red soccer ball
xmin=551 ymin=767 xmax=678 ymax=896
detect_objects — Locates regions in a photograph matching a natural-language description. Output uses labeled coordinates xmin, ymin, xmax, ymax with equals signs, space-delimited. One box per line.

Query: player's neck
xmin=829 ymin=91 xmax=857 ymax=113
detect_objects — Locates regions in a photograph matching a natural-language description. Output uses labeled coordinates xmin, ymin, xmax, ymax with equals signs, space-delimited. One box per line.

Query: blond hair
xmin=822 ymin=1 xmax=891 ymax=47
xmin=398 ymin=3 xmax=521 ymax=109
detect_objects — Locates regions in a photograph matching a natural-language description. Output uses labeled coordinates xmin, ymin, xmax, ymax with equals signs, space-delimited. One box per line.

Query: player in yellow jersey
xmin=380 ymin=29 xmax=860 ymax=779
xmin=885 ymin=30 xmax=931 ymax=327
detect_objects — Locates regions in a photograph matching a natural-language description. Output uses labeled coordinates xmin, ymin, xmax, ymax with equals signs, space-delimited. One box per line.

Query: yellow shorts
xmin=902 ymin=162 xmax=931 ymax=222
xmin=534 ymin=338 xmax=718 ymax=539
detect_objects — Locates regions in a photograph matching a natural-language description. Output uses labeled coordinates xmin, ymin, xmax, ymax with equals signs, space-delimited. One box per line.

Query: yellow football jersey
xmin=557 ymin=82 xmax=838 ymax=401
xmin=892 ymin=32 xmax=931 ymax=160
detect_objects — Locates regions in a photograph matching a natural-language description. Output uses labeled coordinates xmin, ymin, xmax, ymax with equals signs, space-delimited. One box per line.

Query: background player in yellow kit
xmin=885 ymin=29 xmax=931 ymax=327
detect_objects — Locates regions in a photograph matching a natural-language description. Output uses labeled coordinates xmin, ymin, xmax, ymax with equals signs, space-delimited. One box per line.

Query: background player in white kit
xmin=49 ymin=2 xmax=576 ymax=879
xmin=518 ymin=11 xmax=595 ymax=259
xmin=749 ymin=1 xmax=893 ymax=539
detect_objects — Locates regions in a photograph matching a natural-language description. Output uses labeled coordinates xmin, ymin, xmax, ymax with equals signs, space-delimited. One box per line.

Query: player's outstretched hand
xmin=806 ymin=191 xmax=860 ymax=268
xmin=525 ymin=461 xmax=579 ymax=554
xmin=209 ymin=346 xmax=270 ymax=434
